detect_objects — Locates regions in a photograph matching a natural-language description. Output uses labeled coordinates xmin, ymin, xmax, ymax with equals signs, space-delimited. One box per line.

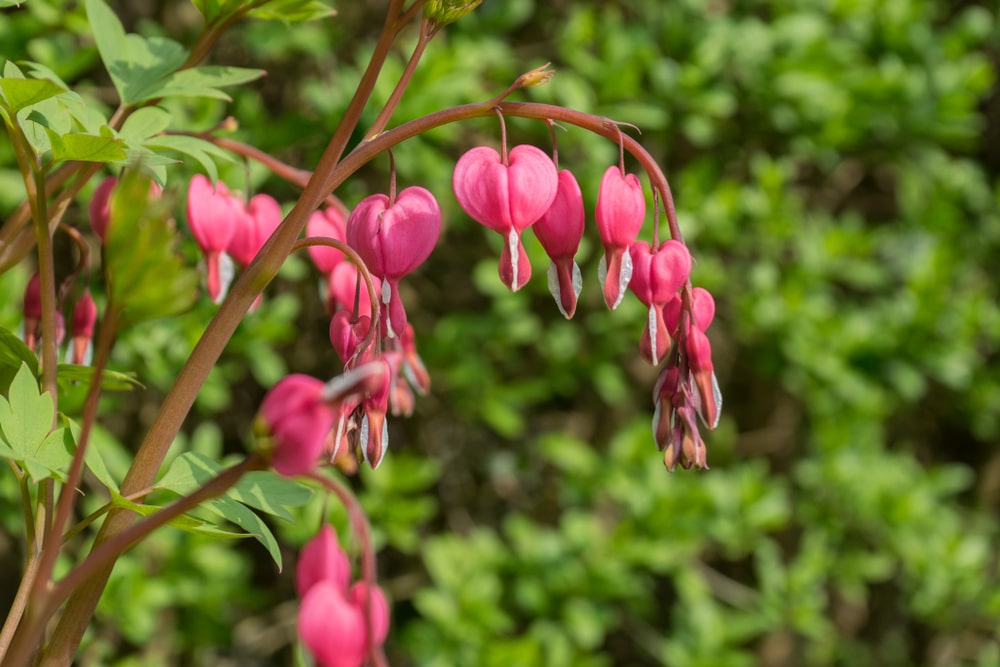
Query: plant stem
xmin=365 ymin=17 xmax=436 ymax=141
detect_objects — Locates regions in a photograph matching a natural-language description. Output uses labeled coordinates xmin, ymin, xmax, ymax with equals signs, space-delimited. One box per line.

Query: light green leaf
xmin=119 ymin=106 xmax=172 ymax=143
xmin=55 ymin=364 xmax=144 ymax=392
xmin=139 ymin=66 xmax=265 ymax=103
xmin=0 ymin=362 xmax=71 ymax=481
xmin=203 ymin=496 xmax=284 ymax=570
xmin=0 ymin=78 xmax=66 ymax=114
xmin=191 ymin=0 xmax=246 ymax=23
xmin=0 ymin=327 xmax=39 ymax=377
xmin=248 ymin=0 xmax=335 ymax=23
xmin=0 ymin=0 xmax=27 ymax=7
xmin=229 ymin=471 xmax=312 ymax=522
xmin=47 ymin=127 xmax=127 ymax=163
xmin=111 ymin=493 xmax=252 ymax=538
xmin=145 ymin=134 xmax=235 ymax=183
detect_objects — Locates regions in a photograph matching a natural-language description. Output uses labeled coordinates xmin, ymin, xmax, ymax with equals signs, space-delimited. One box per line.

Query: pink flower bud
xmin=89 ymin=177 xmax=117 ymax=241
xmin=259 ymin=374 xmax=335 ymax=476
xmin=327 ymin=262 xmax=377 ymax=319
xmin=329 ymin=311 xmax=372 ymax=367
xmin=629 ymin=240 xmax=692 ymax=365
xmin=307 ymin=207 xmax=348 ymax=274
xmin=596 ymin=165 xmax=646 ymax=310
xmin=453 ymin=144 xmax=558 ymax=291
xmin=187 ymin=175 xmax=240 ymax=302
xmin=71 ymin=290 xmax=98 ymax=365
xmin=534 ymin=170 xmax=585 ymax=318
xmin=299 ymin=580 xmax=366 ymax=667
xmin=296 ymin=525 xmax=352 ymax=598
xmin=22 ymin=273 xmax=41 ymax=351
xmin=686 ymin=327 xmax=721 ymax=430
xmin=346 ymin=187 xmax=440 ymax=338
xmin=349 ymin=581 xmax=390 ymax=651
xmin=358 ymin=359 xmax=392 ymax=469
xmin=228 ymin=193 xmax=282 ymax=268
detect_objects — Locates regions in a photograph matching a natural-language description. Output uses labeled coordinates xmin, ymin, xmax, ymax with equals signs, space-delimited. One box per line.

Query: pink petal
xmin=296 ymin=525 xmax=351 ymax=598
xmin=186 ymin=174 xmax=238 ymax=253
xmin=534 ymin=169 xmax=585 ymax=260
xmin=595 ymin=165 xmax=645 ymax=248
xmin=308 ymin=208 xmax=348 ymax=273
xmin=299 ymin=581 xmax=367 ymax=667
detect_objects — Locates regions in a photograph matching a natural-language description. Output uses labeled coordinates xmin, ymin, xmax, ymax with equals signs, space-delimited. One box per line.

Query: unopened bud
xmin=424 ymin=0 xmax=482 ymax=27
xmin=515 ymin=62 xmax=555 ymax=89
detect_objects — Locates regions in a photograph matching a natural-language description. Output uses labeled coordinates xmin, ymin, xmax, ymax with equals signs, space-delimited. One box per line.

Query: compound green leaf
xmin=0 ymin=78 xmax=66 ymax=114
xmin=46 ymin=126 xmax=127 ymax=164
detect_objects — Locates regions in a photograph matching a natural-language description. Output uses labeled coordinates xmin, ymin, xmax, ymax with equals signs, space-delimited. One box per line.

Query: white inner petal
xmin=359 ymin=414 xmax=370 ymax=463
xmin=508 ymin=229 xmax=520 ymax=290
xmin=597 ymin=254 xmax=608 ymax=287
xmin=216 ymin=251 xmax=235 ymax=304
xmin=647 ymin=305 xmax=659 ymax=365
xmin=710 ymin=370 xmax=723 ymax=429
xmin=381 ymin=279 xmax=394 ymax=338
xmin=546 ymin=262 xmax=567 ymax=318
xmin=611 ymin=249 xmax=633 ymax=310
xmin=571 ymin=261 xmax=582 ymax=299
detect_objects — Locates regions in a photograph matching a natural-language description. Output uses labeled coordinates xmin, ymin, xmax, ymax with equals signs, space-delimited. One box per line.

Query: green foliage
xmin=0 ymin=362 xmax=72 ymax=481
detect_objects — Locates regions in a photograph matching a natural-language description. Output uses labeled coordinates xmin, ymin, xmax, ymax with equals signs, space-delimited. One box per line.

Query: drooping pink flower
xmin=358 ymin=358 xmax=393 ymax=469
xmin=259 ymin=374 xmax=335 ymax=476
xmin=346 ymin=187 xmax=440 ymax=338
xmin=296 ymin=525 xmax=352 ymax=598
xmin=399 ymin=324 xmax=430 ymax=395
xmin=299 ymin=580 xmax=367 ymax=667
xmin=596 ymin=165 xmax=646 ymax=310
xmin=349 ymin=581 xmax=390 ymax=652
xmin=686 ymin=327 xmax=721 ymax=430
xmin=329 ymin=311 xmax=373 ymax=367
xmin=664 ymin=287 xmax=715 ymax=336
xmin=22 ymin=272 xmax=41 ymax=351
xmin=187 ymin=175 xmax=240 ymax=302
xmin=628 ymin=240 xmax=692 ymax=365
xmin=533 ymin=169 xmax=585 ymax=318
xmin=89 ymin=177 xmax=117 ymax=242
xmin=327 ymin=262 xmax=377 ymax=320
xmin=453 ymin=144 xmax=558 ymax=291
xmin=307 ymin=207 xmax=348 ymax=274
xmin=71 ymin=289 xmax=98 ymax=365
xmin=228 ymin=193 xmax=282 ymax=268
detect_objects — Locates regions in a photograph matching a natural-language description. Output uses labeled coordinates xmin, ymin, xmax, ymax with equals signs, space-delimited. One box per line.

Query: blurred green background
xmin=1 ymin=0 xmax=999 ymax=665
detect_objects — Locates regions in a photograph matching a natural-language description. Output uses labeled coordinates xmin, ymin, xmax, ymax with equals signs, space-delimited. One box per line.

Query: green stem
xmin=0 ymin=549 xmax=41 ymax=664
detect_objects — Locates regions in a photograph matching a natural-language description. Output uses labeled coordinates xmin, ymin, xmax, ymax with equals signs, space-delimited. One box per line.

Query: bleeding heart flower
xmin=228 ymin=193 xmax=282 ymax=268
xmin=596 ymin=165 xmax=646 ymax=310
xmin=296 ymin=525 xmax=351 ymax=598
xmin=346 ymin=187 xmax=440 ymax=338
xmin=299 ymin=580 xmax=367 ymax=667
xmin=453 ymin=144 xmax=558 ymax=291
xmin=686 ymin=327 xmax=721 ymax=430
xmin=327 ymin=262 xmax=378 ymax=320
xmin=357 ymin=358 xmax=393 ymax=469
xmin=307 ymin=207 xmax=349 ymax=274
xmin=187 ymin=175 xmax=240 ymax=303
xmin=258 ymin=374 xmax=336 ymax=477
xmin=329 ymin=311 xmax=373 ymax=367
xmin=533 ymin=169 xmax=585 ymax=318
xmin=349 ymin=581 xmax=390 ymax=653
xmin=628 ymin=240 xmax=692 ymax=365
xmin=71 ymin=290 xmax=98 ymax=366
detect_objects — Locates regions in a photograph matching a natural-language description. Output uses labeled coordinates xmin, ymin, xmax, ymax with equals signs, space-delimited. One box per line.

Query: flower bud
xmin=71 ymin=290 xmax=98 ymax=365
xmin=424 ymin=0 xmax=482 ymax=26
xmin=299 ymin=580 xmax=366 ymax=667
xmin=296 ymin=525 xmax=351 ymax=598
xmin=258 ymin=374 xmax=335 ymax=476
xmin=596 ymin=165 xmax=646 ymax=310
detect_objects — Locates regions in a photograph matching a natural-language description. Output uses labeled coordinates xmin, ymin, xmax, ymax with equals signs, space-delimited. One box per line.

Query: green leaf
xmin=104 ymin=171 xmax=198 ymax=323
xmin=139 ymin=66 xmax=265 ymax=103
xmin=55 ymin=364 xmax=144 ymax=392
xmin=118 ymin=106 xmax=172 ymax=143
xmin=111 ymin=492 xmax=251 ymax=538
xmin=0 ymin=362 xmax=72 ymax=481
xmin=46 ymin=126 xmax=127 ymax=164
xmin=0 ymin=78 xmax=66 ymax=114
xmin=203 ymin=496 xmax=284 ymax=570
xmin=0 ymin=0 xmax=27 ymax=7
xmin=191 ymin=0 xmax=247 ymax=23
xmin=145 ymin=134 xmax=235 ymax=183
xmin=229 ymin=471 xmax=312 ymax=522
xmin=248 ymin=0 xmax=336 ymax=23
xmin=0 ymin=327 xmax=39 ymax=377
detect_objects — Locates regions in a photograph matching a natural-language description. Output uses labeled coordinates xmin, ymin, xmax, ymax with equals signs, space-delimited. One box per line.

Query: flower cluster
xmin=296 ymin=525 xmax=389 ymax=667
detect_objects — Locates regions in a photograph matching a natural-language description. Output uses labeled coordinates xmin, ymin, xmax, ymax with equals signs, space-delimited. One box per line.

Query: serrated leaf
xmin=55 ymin=364 xmax=144 ymax=392
xmin=47 ymin=127 xmax=127 ymax=163
xmin=0 ymin=327 xmax=39 ymax=376
xmin=0 ymin=363 xmax=72 ymax=481
xmin=248 ymin=0 xmax=335 ymax=23
xmin=0 ymin=78 xmax=66 ymax=114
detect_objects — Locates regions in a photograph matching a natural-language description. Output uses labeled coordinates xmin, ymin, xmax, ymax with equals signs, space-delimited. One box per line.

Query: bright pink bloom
xmin=399 ymin=324 xmax=430 ymax=395
xmin=296 ymin=525 xmax=352 ymax=598
xmin=329 ymin=311 xmax=373 ymax=367
xmin=596 ymin=165 xmax=646 ymax=310
xmin=686 ymin=327 xmax=721 ymax=430
xmin=307 ymin=207 xmax=348 ymax=274
xmin=71 ymin=290 xmax=98 ymax=365
xmin=629 ymin=240 xmax=692 ymax=365
xmin=259 ymin=374 xmax=335 ymax=476
xmin=358 ymin=358 xmax=393 ymax=469
xmin=533 ymin=169 xmax=585 ymax=318
xmin=228 ymin=193 xmax=282 ymax=267
xmin=299 ymin=580 xmax=367 ymax=667
xmin=346 ymin=187 xmax=440 ymax=338
xmin=187 ymin=175 xmax=240 ymax=302
xmin=664 ymin=287 xmax=715 ymax=336
xmin=349 ymin=581 xmax=390 ymax=651
xmin=453 ymin=144 xmax=558 ymax=291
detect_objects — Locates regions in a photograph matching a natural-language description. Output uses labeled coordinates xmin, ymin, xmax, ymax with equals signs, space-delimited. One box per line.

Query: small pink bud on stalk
xmin=534 ymin=169 xmax=585 ymax=318
xmin=346 ymin=187 xmax=440 ymax=338
xmin=686 ymin=326 xmax=722 ymax=430
xmin=22 ymin=272 xmax=41 ymax=351
xmin=453 ymin=144 xmax=558 ymax=291
xmin=296 ymin=525 xmax=351 ymax=598
xmin=596 ymin=165 xmax=646 ymax=310
xmin=299 ymin=581 xmax=367 ymax=667
xmin=71 ymin=290 xmax=98 ymax=365
xmin=186 ymin=175 xmax=240 ymax=303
